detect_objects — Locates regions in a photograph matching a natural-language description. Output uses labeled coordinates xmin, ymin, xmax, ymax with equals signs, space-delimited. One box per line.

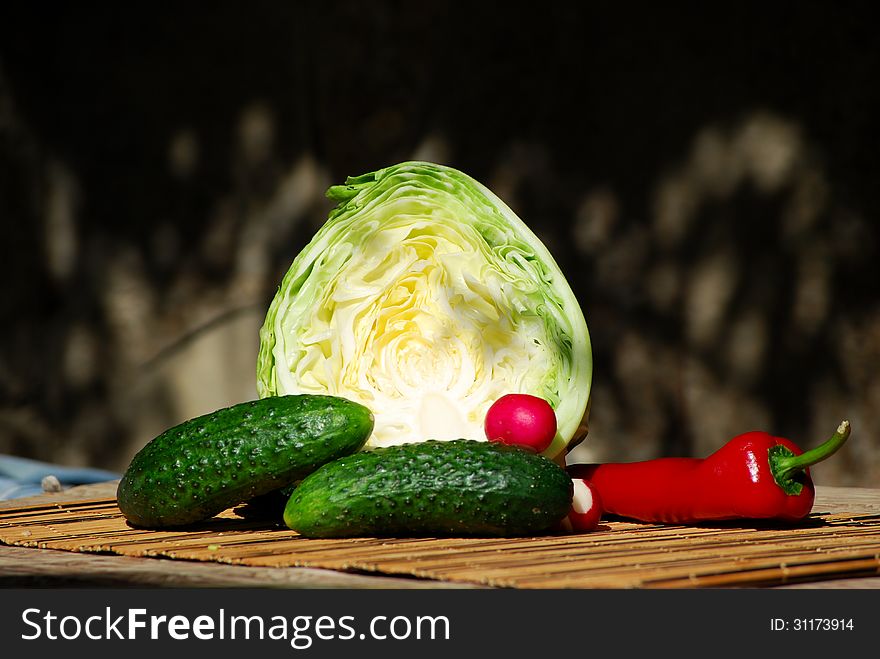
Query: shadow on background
xmin=0 ymin=2 xmax=878 ymax=486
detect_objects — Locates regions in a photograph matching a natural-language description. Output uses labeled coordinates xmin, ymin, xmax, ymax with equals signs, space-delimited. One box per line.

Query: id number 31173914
xmin=770 ymin=618 xmax=854 ymax=631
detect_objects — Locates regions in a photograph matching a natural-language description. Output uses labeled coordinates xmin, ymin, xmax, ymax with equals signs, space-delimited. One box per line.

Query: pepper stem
xmin=773 ymin=420 xmax=851 ymax=487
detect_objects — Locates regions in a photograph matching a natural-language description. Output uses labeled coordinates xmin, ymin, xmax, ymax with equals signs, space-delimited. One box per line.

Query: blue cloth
xmin=0 ymin=454 xmax=119 ymax=500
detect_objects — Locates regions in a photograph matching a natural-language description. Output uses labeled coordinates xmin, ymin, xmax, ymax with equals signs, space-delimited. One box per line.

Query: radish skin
xmin=484 ymin=394 xmax=557 ymax=453
xmin=566 ymin=478 xmax=603 ymax=532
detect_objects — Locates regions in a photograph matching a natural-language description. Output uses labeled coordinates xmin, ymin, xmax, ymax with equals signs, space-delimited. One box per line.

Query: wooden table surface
xmin=1 ymin=482 xmax=878 ymax=589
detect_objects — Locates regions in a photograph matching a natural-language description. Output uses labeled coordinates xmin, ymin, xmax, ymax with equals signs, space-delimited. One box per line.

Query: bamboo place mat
xmin=1 ymin=498 xmax=880 ymax=588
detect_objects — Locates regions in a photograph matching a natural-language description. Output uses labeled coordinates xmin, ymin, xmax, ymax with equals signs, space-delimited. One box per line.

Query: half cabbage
xmin=257 ymin=161 xmax=591 ymax=460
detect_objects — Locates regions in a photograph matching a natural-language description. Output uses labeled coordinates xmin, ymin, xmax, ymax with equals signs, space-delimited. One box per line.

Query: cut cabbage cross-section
xmin=257 ymin=161 xmax=591 ymax=460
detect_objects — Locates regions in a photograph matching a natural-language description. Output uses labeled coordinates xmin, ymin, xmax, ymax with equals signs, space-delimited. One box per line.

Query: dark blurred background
xmin=1 ymin=2 xmax=878 ymax=486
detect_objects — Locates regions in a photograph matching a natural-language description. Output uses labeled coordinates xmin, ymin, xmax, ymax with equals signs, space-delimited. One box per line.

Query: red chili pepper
xmin=567 ymin=420 xmax=851 ymax=524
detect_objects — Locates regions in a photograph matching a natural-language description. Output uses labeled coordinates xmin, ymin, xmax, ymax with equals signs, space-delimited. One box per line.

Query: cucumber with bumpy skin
xmin=283 ymin=439 xmax=573 ymax=537
xmin=117 ymin=395 xmax=373 ymax=528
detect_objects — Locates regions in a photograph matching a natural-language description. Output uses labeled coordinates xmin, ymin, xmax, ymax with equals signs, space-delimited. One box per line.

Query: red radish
xmin=565 ymin=478 xmax=603 ymax=532
xmin=484 ymin=393 xmax=557 ymax=453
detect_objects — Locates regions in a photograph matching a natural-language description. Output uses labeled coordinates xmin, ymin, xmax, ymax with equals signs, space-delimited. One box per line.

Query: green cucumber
xmin=117 ymin=395 xmax=374 ymax=528
xmin=283 ymin=439 xmax=573 ymax=538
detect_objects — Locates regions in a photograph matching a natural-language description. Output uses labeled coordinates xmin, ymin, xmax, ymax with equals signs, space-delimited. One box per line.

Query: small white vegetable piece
xmin=41 ymin=475 xmax=62 ymax=493
xmin=563 ymin=478 xmax=603 ymax=532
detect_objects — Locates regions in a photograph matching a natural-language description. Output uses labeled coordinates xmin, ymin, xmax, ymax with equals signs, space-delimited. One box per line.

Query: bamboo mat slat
xmin=2 ymin=498 xmax=880 ymax=588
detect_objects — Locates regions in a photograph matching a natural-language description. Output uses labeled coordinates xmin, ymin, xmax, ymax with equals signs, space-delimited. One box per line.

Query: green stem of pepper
xmin=770 ymin=420 xmax=851 ymax=495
